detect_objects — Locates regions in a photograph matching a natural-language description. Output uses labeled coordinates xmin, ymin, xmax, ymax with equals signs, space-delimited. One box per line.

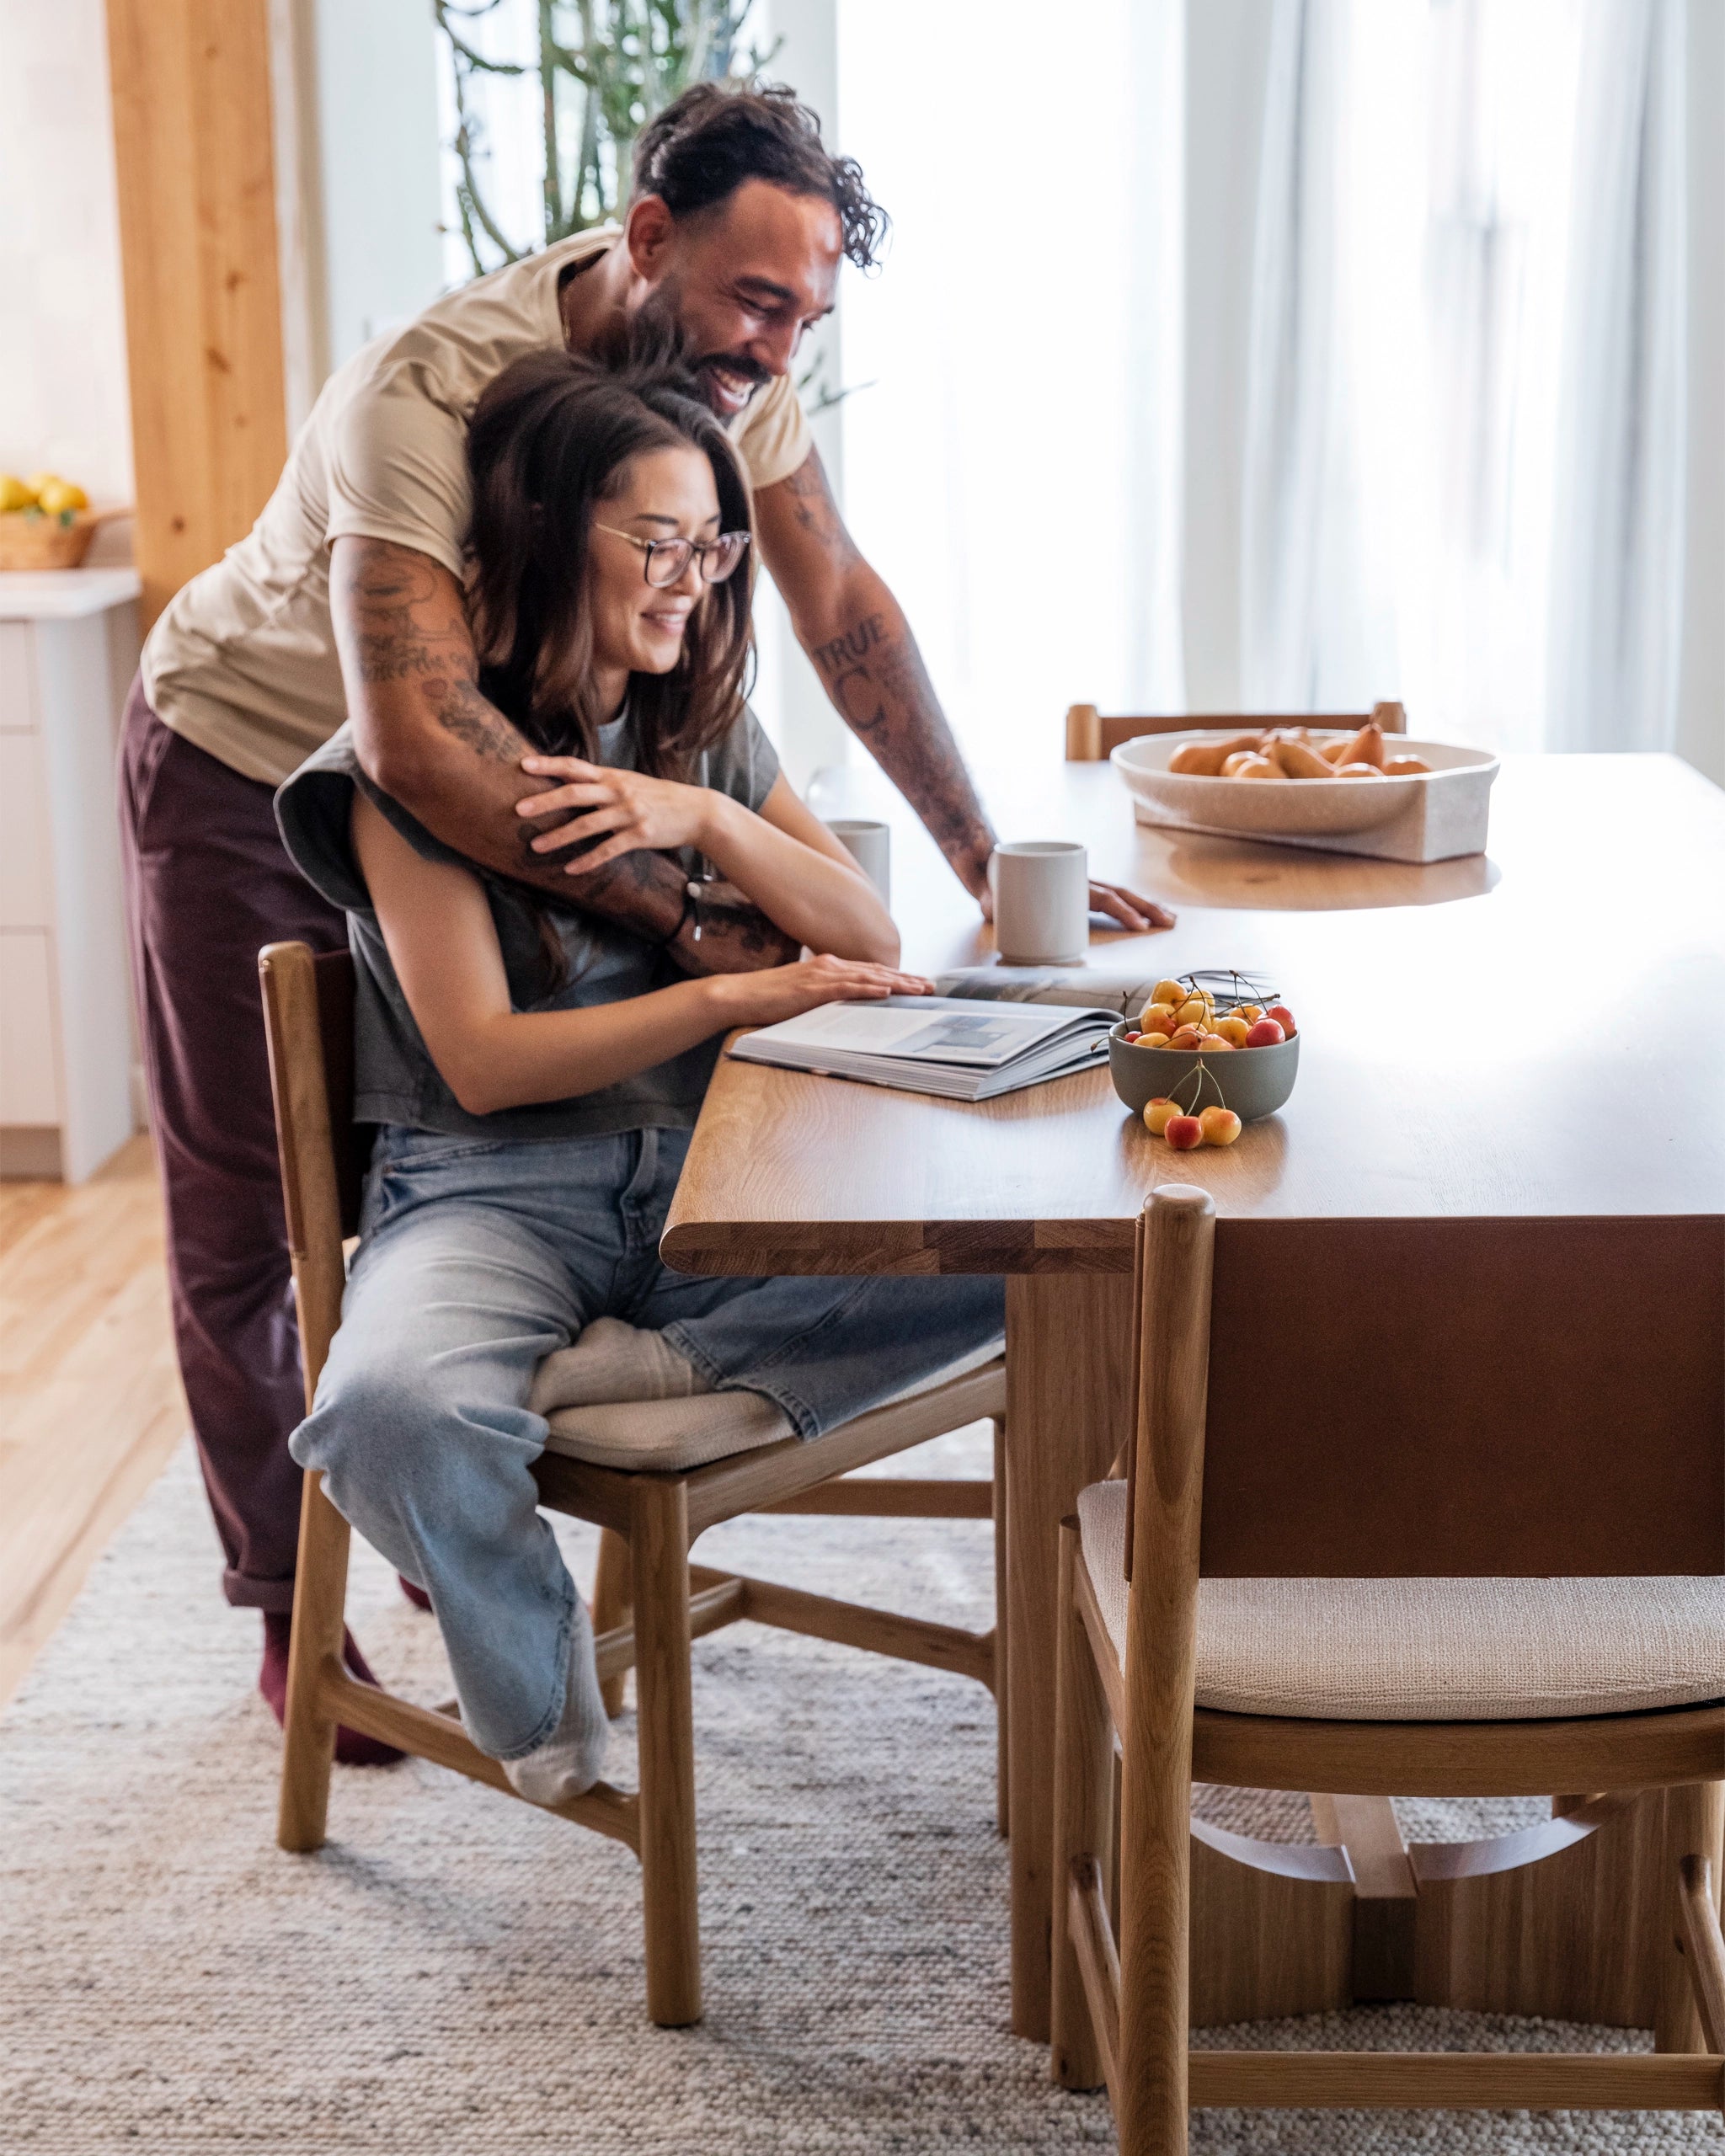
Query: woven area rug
xmin=3 ymin=1431 xmax=1717 ymax=2155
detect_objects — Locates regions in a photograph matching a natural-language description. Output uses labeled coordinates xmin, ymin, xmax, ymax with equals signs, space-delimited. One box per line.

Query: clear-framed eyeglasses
xmin=594 ymin=525 xmax=751 ymax=589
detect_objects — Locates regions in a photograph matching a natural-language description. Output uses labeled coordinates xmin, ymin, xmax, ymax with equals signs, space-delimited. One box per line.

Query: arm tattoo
xmin=768 ymin=459 xmax=995 ymax=887
xmin=334 ymin=538 xmax=794 ymax=969
xmin=781 ymin=456 xmax=863 ymax=572
xmin=825 ymin=609 xmax=994 ymax=873
xmin=812 ymin=612 xmax=886 ymax=684
xmin=678 ymin=881 xmax=800 ymax=972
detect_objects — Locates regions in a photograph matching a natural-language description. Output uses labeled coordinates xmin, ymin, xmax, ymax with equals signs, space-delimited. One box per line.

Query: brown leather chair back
xmin=1194 ymin=1214 xmax=1723 ymax=1579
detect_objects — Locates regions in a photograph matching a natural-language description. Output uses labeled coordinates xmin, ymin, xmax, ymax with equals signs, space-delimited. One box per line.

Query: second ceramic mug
xmin=989 ymin=841 xmax=1089 ymax=964
xmin=825 ymin=818 xmax=891 ymax=907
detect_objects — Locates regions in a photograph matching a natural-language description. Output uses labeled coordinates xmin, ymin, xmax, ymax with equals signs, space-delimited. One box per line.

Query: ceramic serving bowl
xmin=1107 ymin=1021 xmax=1299 ymax=1121
xmin=1110 ymin=730 xmax=1498 ymax=841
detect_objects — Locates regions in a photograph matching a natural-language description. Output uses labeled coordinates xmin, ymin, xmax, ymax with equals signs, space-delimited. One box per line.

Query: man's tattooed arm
xmin=756 ymin=454 xmax=1178 ymax=933
xmin=756 ymin=453 xmax=997 ymax=898
xmin=328 ymin=536 xmax=796 ymax=973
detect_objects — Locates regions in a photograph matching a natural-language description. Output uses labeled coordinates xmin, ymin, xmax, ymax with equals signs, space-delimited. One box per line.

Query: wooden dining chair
xmin=259 ymin=940 xmax=1008 ymax=2027
xmin=1050 ymin=1183 xmax=1725 ymax=2150
xmin=1064 ymin=701 xmax=1407 ymax=761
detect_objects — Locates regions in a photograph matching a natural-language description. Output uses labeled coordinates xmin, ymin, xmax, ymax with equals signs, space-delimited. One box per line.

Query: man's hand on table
xmin=977 ymin=869 xmax=1178 ymax=936
xmin=1083 ymin=878 xmax=1178 ymax=932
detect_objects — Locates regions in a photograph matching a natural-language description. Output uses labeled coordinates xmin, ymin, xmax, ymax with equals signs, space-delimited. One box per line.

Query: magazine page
xmin=736 ymin=995 xmax=1103 ymax=1070
xmin=932 ymin=967 xmax=1163 ymax=1015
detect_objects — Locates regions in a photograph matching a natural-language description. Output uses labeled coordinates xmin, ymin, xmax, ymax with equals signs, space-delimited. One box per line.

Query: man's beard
xmin=627 ymin=288 xmax=771 ymax=417
xmin=692 ymin=350 xmax=772 ymax=419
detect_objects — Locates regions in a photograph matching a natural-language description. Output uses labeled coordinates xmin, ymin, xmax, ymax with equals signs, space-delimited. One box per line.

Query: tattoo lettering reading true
xmin=813 ymin=613 xmax=886 ymax=684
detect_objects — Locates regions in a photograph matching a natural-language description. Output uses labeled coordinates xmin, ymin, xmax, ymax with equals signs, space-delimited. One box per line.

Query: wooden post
xmin=1116 ymin=1185 xmax=1215 ymax=2156
xmin=1676 ymin=1856 xmax=1725 ymax=2059
xmin=631 ymin=1476 xmax=702 ymax=2026
xmin=1005 ymin=1270 xmax=1135 ymax=2040
xmin=1050 ymin=1521 xmax=1115 ymax=2091
xmin=1657 ymin=1781 xmax=1725 ymax=2052
xmin=991 ymin=1416 xmax=1008 ymax=1840
xmin=591 ymin=1528 xmax=632 ymax=1719
xmin=276 ymin=1471 xmax=350 ymax=1852
xmin=104 ymin=0 xmax=289 ymax=627
xmin=1310 ymin=1792 xmax=1418 ymax=1999
xmin=259 ymin=942 xmax=355 ymax=1854
xmin=1065 ymin=703 xmax=1104 ymax=760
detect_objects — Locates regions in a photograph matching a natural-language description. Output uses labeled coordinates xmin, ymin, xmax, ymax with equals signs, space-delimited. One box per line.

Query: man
xmin=120 ymin=82 xmax=1172 ymax=1756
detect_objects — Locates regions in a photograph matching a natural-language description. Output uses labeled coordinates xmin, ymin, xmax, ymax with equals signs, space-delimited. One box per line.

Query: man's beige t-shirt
xmin=142 ymin=228 xmax=813 ymax=787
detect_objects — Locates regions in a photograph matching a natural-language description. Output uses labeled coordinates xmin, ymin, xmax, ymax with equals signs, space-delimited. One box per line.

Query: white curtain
xmin=837 ymin=0 xmax=1693 ymax=764
xmin=1239 ymin=0 xmax=1417 ymax=712
xmin=1544 ymin=0 xmax=1689 ymax=751
xmin=1236 ymin=0 xmax=1688 ymax=752
xmin=835 ymin=0 xmax=1187 ymax=771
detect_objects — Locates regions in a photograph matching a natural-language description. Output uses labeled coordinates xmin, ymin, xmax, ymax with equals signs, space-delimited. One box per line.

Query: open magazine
xmin=727 ymin=995 xmax=1116 ymax=1102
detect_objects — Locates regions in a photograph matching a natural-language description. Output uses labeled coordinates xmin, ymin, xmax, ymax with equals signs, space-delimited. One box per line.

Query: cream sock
xmin=502 ymin=1598 xmax=611 ymax=1807
xmin=529 ymin=1317 xmax=709 ymax=1414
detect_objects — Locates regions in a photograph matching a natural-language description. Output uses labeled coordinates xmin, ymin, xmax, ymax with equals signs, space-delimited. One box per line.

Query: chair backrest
xmin=1065 ymin=701 xmax=1407 ymax=761
xmin=258 ymin=942 xmax=367 ymax=1409
xmin=1126 ymin=1188 xmax=1724 ymax=1584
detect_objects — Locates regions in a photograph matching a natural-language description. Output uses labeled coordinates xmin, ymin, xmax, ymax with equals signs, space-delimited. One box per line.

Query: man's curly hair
xmin=632 ymin=81 xmax=889 ymax=273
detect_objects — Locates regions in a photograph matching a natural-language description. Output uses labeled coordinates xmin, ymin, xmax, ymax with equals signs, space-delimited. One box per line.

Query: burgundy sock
xmin=260 ymin=1613 xmax=403 ymax=1768
xmin=398 ymin=1574 xmax=432 ymax=1612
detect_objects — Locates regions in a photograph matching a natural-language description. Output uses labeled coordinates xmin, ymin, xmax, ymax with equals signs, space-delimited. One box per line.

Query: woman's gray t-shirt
xmin=275 ymin=708 xmax=780 ymax=1143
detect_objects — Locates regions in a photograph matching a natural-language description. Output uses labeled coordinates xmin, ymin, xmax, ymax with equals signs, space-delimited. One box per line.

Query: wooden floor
xmin=0 ymin=1135 xmax=186 ymax=1710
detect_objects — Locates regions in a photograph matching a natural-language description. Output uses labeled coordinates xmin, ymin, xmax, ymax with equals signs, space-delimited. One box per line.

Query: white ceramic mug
xmin=989 ymin=841 xmax=1090 ymax=964
xmin=826 ymin=819 xmax=891 ymax=907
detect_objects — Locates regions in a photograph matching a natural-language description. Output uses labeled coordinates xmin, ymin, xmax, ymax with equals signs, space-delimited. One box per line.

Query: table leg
xmin=1005 ymin=1270 xmax=1135 ymax=2043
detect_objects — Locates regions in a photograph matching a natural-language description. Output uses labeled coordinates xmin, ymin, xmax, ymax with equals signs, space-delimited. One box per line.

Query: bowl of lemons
xmin=0 ymin=473 xmax=113 ymax=571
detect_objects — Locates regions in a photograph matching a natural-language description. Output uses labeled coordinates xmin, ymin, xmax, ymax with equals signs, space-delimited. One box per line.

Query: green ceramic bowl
xmin=1107 ymin=1021 xmax=1299 ymax=1122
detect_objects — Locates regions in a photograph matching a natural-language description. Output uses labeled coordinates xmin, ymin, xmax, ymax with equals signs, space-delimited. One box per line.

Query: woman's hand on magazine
xmin=710 ymin=955 xmax=936 ymax=1030
xmin=515 ymin=755 xmax=713 ymax=872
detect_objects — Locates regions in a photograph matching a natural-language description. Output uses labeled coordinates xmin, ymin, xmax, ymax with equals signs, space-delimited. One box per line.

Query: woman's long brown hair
xmin=464 ymin=336 xmax=755 ymax=782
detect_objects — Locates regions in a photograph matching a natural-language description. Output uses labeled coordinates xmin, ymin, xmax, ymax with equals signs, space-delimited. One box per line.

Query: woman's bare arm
xmin=351 ymin=793 xmax=929 ymax=1116
xmin=514 ymin=762 xmax=899 ymax=963
xmin=331 ymin=535 xmax=797 ymax=974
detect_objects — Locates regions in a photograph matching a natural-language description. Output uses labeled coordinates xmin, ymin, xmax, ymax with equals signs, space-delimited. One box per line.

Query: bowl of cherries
xmin=1108 ymin=972 xmax=1299 ymax=1143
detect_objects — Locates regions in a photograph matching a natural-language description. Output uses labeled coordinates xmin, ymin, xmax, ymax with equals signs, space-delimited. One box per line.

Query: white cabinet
xmin=0 ymin=932 xmax=61 ymax=1123
xmin=0 ymin=570 xmax=142 ymax=1182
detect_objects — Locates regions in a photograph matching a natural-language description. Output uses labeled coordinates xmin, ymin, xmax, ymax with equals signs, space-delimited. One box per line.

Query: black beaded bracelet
xmin=654 ymin=881 xmax=700 ymax=948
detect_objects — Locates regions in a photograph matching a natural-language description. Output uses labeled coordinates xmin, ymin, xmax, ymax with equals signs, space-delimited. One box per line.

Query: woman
xmin=275 ymin=346 xmax=1003 ymax=1806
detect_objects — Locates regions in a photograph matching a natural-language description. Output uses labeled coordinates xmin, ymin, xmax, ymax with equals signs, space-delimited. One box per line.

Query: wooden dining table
xmin=661 ymin=747 xmax=1725 ymax=2042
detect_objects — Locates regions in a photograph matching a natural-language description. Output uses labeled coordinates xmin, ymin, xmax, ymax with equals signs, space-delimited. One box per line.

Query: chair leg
xmin=630 ymin=1476 xmax=702 ymax=2027
xmin=591 ymin=1527 xmax=632 ymax=1718
xmin=1657 ymin=1780 xmax=1725 ymax=2052
xmin=992 ymin=1416 xmax=1009 ymax=1840
xmin=1115 ymin=1616 xmax=1198 ymax=2155
xmin=276 ymin=1469 xmax=352 ymax=1853
xmin=1678 ymin=1855 xmax=1725 ymax=2063
xmin=1050 ymin=1521 xmax=1115 ymax=2092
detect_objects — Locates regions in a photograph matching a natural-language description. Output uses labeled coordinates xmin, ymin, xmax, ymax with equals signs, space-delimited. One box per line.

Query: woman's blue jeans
xmin=291 ymin=1124 xmax=1005 ymax=1760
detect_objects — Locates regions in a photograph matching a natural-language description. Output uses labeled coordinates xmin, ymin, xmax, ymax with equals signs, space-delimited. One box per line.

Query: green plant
xmin=435 ymin=0 xmax=775 ymax=279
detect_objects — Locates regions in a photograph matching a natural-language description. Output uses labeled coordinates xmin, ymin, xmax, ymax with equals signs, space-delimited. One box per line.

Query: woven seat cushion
xmin=542 ymin=1342 xmax=1004 ymax=1474
xmin=1076 ymin=1480 xmax=1725 ymax=1722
